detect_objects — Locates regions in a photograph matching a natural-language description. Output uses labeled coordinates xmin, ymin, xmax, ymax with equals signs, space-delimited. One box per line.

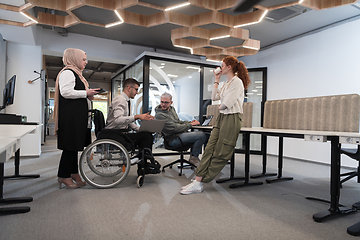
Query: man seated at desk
xmin=104 ymin=78 xmax=154 ymax=152
xmin=155 ymin=92 xmax=207 ymax=166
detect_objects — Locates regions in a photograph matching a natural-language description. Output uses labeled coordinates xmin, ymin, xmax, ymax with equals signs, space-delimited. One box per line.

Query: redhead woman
xmin=180 ymin=56 xmax=250 ymax=195
xmin=53 ymin=48 xmax=99 ymax=189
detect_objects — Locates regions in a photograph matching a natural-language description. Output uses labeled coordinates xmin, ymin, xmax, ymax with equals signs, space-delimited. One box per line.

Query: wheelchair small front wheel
xmin=79 ymin=139 xmax=131 ymax=188
xmin=137 ymin=175 xmax=144 ymax=188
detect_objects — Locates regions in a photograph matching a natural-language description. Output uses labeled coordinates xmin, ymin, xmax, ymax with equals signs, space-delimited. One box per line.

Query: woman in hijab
xmin=53 ymin=48 xmax=99 ymax=189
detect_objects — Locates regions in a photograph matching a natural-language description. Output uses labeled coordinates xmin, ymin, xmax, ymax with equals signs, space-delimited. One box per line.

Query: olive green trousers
xmin=195 ymin=113 xmax=242 ymax=183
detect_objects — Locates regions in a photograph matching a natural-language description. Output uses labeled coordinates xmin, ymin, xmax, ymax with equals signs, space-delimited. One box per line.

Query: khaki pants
xmin=195 ymin=113 xmax=242 ymax=183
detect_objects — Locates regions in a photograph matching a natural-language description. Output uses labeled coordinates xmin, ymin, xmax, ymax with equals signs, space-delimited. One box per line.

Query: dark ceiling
xmin=31 ymin=0 xmax=360 ymax=53
xmin=44 ymin=55 xmax=125 ymax=84
xmin=29 ymin=0 xmax=360 ymax=84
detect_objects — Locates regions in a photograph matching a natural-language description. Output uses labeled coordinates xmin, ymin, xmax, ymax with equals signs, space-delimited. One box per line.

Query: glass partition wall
xmin=110 ymin=52 xmax=267 ymax=155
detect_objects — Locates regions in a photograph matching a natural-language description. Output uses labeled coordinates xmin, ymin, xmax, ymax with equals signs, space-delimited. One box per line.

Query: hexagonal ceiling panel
xmin=1 ymin=0 xmax=358 ymax=61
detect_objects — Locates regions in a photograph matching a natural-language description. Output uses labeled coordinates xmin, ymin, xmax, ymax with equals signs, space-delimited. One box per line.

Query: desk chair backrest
xmin=263 ymin=94 xmax=360 ymax=132
xmin=206 ymin=102 xmax=253 ymax=127
xmin=90 ymin=109 xmax=106 ymax=136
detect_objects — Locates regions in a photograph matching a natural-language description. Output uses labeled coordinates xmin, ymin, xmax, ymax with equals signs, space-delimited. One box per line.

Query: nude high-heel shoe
xmin=71 ymin=174 xmax=86 ymax=187
xmin=57 ymin=177 xmax=78 ymax=189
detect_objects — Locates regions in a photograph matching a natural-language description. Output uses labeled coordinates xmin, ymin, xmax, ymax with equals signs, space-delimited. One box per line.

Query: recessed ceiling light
xmin=209 ymin=35 xmax=230 ymax=40
xmin=234 ymin=10 xmax=268 ymax=28
xmin=165 ymin=2 xmax=190 ymax=11
xmin=174 ymin=45 xmax=193 ymax=54
xmin=20 ymin=12 xmax=38 ymax=23
xmin=167 ymin=74 xmax=178 ymax=78
xmin=243 ymin=46 xmax=259 ymax=50
xmin=186 ymin=66 xmax=201 ymax=71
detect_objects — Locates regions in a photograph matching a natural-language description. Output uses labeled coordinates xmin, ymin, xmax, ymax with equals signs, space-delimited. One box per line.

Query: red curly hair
xmin=222 ymin=56 xmax=250 ymax=90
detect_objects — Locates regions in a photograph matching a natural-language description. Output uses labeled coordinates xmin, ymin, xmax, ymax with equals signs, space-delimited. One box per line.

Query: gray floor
xmin=1 ymin=136 xmax=360 ymax=240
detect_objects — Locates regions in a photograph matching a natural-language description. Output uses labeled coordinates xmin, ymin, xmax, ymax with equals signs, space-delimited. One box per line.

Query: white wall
xmin=242 ymin=18 xmax=360 ymax=167
xmin=5 ymin=42 xmax=42 ymax=156
xmin=38 ymin=28 xmax=152 ymax=65
xmin=176 ymin=71 xmax=200 ymax=118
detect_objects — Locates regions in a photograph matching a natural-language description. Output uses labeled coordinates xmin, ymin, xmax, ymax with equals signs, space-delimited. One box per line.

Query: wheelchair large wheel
xmin=79 ymin=139 xmax=131 ymax=188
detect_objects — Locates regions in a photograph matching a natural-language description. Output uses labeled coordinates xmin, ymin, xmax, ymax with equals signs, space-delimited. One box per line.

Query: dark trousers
xmin=57 ymin=150 xmax=79 ymax=178
xmin=127 ymin=131 xmax=153 ymax=150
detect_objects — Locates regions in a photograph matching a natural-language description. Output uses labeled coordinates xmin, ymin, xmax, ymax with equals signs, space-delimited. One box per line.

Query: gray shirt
xmin=105 ymin=92 xmax=139 ymax=130
xmin=155 ymin=105 xmax=191 ymax=142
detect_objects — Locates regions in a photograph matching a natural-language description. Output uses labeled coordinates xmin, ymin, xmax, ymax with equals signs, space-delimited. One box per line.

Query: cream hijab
xmin=53 ymin=48 xmax=90 ymax=133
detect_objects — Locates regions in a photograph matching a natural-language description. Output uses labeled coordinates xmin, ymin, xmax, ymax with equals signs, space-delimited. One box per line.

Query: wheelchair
xmin=79 ymin=109 xmax=160 ymax=188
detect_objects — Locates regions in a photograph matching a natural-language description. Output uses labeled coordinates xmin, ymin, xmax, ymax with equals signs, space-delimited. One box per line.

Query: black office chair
xmin=161 ymin=133 xmax=196 ymax=176
xmin=340 ymin=145 xmax=360 ymax=186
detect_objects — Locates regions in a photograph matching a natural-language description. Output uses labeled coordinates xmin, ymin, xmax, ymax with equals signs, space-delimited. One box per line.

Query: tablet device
xmin=202 ymin=115 xmax=213 ymax=126
xmin=94 ymin=88 xmax=106 ymax=94
xmin=138 ymin=119 xmax=165 ymax=133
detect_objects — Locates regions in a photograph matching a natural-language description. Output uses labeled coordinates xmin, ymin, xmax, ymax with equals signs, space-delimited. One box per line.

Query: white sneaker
xmin=180 ymin=181 xmax=203 ymax=195
xmin=181 ymin=179 xmax=194 ymax=190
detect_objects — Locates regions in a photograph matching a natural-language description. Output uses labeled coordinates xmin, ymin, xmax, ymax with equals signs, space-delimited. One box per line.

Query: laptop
xmin=138 ymin=119 xmax=166 ymax=133
xmin=202 ymin=115 xmax=213 ymax=126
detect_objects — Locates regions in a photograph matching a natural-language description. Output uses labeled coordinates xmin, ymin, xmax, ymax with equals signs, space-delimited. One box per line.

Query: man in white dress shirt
xmin=105 ymin=78 xmax=154 ymax=151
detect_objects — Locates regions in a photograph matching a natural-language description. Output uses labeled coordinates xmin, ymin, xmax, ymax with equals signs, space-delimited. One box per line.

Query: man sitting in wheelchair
xmin=102 ymin=78 xmax=160 ymax=177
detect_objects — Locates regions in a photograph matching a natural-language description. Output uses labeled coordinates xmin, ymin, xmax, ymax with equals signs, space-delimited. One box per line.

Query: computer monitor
xmin=1 ymin=75 xmax=16 ymax=111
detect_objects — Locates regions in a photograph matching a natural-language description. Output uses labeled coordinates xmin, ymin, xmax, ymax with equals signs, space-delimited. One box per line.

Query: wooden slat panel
xmin=81 ymin=0 xmax=116 ymax=10
xmin=213 ymin=11 xmax=233 ymax=27
xmin=64 ymin=14 xmax=79 ymax=27
xmin=0 ymin=19 xmax=24 ymax=27
xmin=65 ymin=0 xmax=83 ymax=11
xmin=190 ymin=0 xmax=217 ymax=10
xmin=28 ymin=0 xmax=67 ymax=11
xmin=146 ymin=12 xmax=166 ymax=27
xmin=166 ymin=11 xmax=191 ymax=27
xmin=191 ymin=10 xmax=213 ymax=26
xmin=0 ymin=3 xmax=19 ymax=12
xmin=120 ymin=10 xmax=147 ymax=27
xmin=233 ymin=10 xmax=266 ymax=27
xmin=38 ymin=12 xmax=65 ymax=27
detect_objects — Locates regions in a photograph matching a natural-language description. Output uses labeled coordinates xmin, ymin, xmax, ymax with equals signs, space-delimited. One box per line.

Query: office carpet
xmin=1 ymin=136 xmax=360 ymax=240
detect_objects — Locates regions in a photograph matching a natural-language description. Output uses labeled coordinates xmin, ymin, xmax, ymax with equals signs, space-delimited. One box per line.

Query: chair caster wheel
xmin=162 ymin=169 xmax=165 ymax=173
xmin=169 ymin=165 xmax=173 ymax=169
xmin=178 ymin=173 xmax=182 ymax=176
xmin=137 ymin=175 xmax=144 ymax=188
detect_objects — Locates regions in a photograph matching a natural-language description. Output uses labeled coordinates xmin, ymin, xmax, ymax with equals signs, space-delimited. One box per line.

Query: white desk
xmin=240 ymin=127 xmax=360 ymax=222
xmin=193 ymin=126 xmax=360 ymax=223
xmin=0 ymin=124 xmax=40 ymax=180
xmin=0 ymin=137 xmax=18 ymax=163
xmin=0 ymin=124 xmax=40 ymax=215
